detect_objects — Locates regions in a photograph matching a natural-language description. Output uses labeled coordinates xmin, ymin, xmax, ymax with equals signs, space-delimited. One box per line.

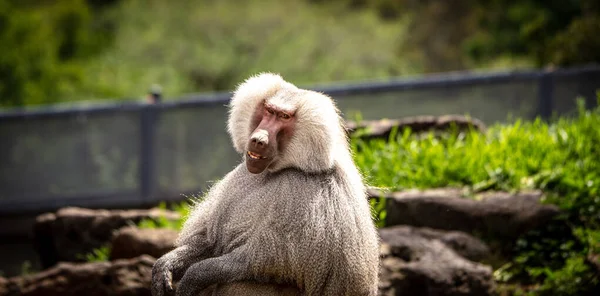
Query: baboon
xmin=151 ymin=73 xmax=380 ymax=296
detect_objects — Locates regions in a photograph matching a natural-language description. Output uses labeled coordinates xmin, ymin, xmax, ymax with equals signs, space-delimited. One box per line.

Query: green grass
xmin=353 ymin=111 xmax=595 ymax=197
xmin=77 ymin=244 xmax=111 ymax=263
xmin=136 ymin=201 xmax=188 ymax=231
xmin=352 ymin=99 xmax=600 ymax=218
xmin=136 ymin=197 xmax=201 ymax=231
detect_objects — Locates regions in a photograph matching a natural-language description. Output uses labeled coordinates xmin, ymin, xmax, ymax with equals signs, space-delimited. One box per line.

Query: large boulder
xmin=0 ymin=277 xmax=7 ymax=296
xmin=369 ymin=188 xmax=560 ymax=241
xmin=378 ymin=226 xmax=495 ymax=296
xmin=34 ymin=207 xmax=180 ymax=268
xmin=0 ymin=255 xmax=155 ymax=296
xmin=110 ymin=226 xmax=178 ymax=260
xmin=347 ymin=115 xmax=487 ymax=140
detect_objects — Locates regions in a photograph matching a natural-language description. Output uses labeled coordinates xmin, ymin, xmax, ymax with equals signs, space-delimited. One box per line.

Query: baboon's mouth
xmin=245 ymin=150 xmax=273 ymax=174
xmin=247 ymin=151 xmax=266 ymax=160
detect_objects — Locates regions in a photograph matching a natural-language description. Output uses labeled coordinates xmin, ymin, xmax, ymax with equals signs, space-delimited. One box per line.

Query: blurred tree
xmin=0 ymin=0 xmax=114 ymax=107
xmin=465 ymin=0 xmax=600 ymax=67
xmin=549 ymin=16 xmax=600 ymax=66
xmin=75 ymin=0 xmax=415 ymax=101
xmin=400 ymin=0 xmax=480 ymax=72
xmin=2 ymin=0 xmax=597 ymax=107
xmin=321 ymin=0 xmax=599 ymax=70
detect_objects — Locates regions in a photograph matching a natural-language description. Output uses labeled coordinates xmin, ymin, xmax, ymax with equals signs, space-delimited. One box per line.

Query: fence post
xmin=579 ymin=68 xmax=600 ymax=110
xmin=537 ymin=70 xmax=554 ymax=120
xmin=139 ymin=105 xmax=156 ymax=203
xmin=139 ymin=85 xmax=162 ymax=203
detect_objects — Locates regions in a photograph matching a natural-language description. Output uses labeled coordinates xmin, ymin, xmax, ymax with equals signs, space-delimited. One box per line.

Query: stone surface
xmin=0 ymin=255 xmax=155 ymax=296
xmin=346 ymin=115 xmax=486 ymax=140
xmin=378 ymin=226 xmax=495 ymax=296
xmin=383 ymin=226 xmax=491 ymax=263
xmin=33 ymin=207 xmax=180 ymax=268
xmin=110 ymin=226 xmax=178 ymax=260
xmin=369 ymin=188 xmax=560 ymax=240
xmin=11 ymin=222 xmax=496 ymax=296
xmin=0 ymin=276 xmax=8 ymax=296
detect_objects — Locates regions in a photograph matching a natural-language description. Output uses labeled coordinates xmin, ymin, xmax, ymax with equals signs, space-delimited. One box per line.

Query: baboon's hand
xmin=152 ymin=257 xmax=176 ymax=296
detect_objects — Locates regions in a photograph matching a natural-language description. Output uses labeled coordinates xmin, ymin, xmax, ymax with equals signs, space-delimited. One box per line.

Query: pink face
xmin=245 ymin=101 xmax=296 ymax=174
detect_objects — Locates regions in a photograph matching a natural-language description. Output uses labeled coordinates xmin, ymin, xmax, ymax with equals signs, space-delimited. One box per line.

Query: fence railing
xmin=1 ymin=65 xmax=599 ymax=215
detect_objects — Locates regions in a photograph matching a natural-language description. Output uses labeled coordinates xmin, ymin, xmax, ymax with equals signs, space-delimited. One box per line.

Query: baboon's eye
xmin=279 ymin=113 xmax=291 ymax=120
xmin=266 ymin=107 xmax=275 ymax=115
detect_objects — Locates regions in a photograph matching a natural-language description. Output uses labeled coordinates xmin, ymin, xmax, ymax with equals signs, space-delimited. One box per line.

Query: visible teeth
xmin=247 ymin=151 xmax=262 ymax=159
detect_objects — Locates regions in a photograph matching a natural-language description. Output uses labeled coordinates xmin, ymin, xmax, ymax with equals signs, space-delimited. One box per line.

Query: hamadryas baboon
xmin=151 ymin=73 xmax=380 ymax=296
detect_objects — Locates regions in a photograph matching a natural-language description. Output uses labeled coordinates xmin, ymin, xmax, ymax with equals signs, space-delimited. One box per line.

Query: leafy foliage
xmin=77 ymin=244 xmax=111 ymax=263
xmin=0 ymin=0 xmax=114 ymax=107
xmin=465 ymin=0 xmax=600 ymax=67
xmin=549 ymin=16 xmax=600 ymax=67
xmin=137 ymin=198 xmax=196 ymax=231
xmin=2 ymin=0 xmax=598 ymax=107
xmin=74 ymin=0 xmax=414 ymax=102
xmin=327 ymin=0 xmax=600 ymax=69
xmin=19 ymin=260 xmax=36 ymax=276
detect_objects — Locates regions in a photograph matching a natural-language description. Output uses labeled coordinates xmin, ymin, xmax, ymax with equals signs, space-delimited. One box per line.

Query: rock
xmin=383 ymin=226 xmax=491 ymax=263
xmin=0 ymin=255 xmax=155 ymax=296
xmin=378 ymin=227 xmax=495 ymax=296
xmin=369 ymin=188 xmax=560 ymax=241
xmin=0 ymin=276 xmax=8 ymax=296
xmin=33 ymin=207 xmax=180 ymax=268
xmin=346 ymin=115 xmax=486 ymax=140
xmin=110 ymin=226 xmax=178 ymax=260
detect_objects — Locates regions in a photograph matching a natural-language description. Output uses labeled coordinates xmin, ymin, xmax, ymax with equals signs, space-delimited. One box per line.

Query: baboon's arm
xmin=175 ymin=252 xmax=251 ymax=296
xmin=151 ymin=244 xmax=208 ymax=296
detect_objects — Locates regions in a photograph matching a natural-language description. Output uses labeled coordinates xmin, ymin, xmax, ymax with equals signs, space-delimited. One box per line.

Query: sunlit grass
xmin=353 ymin=100 xmax=600 ymax=217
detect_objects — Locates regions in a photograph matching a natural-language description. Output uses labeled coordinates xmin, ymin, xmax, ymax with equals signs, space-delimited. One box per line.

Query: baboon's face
xmin=246 ymin=101 xmax=296 ymax=174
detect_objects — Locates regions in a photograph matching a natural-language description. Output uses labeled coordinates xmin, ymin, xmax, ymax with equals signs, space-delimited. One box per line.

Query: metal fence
xmin=1 ymin=66 xmax=599 ymax=215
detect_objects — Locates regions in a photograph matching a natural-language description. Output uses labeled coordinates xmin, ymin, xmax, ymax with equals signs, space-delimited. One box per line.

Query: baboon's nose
xmin=249 ymin=129 xmax=269 ymax=151
xmin=251 ymin=138 xmax=265 ymax=147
